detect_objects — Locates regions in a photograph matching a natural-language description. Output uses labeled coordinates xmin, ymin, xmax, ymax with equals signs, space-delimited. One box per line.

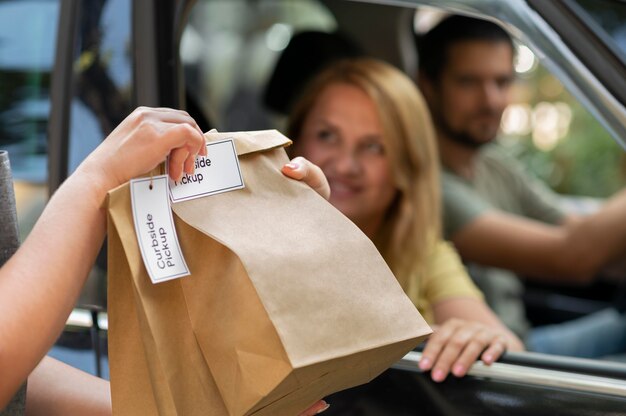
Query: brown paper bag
xmin=107 ymin=130 xmax=431 ymax=416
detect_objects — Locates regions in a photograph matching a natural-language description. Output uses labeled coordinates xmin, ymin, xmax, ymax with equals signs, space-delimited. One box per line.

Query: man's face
xmin=429 ymin=40 xmax=515 ymax=148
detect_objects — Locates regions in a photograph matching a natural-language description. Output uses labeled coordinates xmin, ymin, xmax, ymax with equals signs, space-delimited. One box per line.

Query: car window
xmin=570 ymin=0 xmax=626 ymax=65
xmin=0 ymin=0 xmax=59 ymax=240
xmin=182 ymin=0 xmax=337 ymax=132
xmin=1 ymin=0 xmax=132 ymax=242
xmin=500 ymin=59 xmax=625 ymax=199
xmin=414 ymin=8 xmax=625 ymax=200
xmin=0 ymin=0 xmax=58 ymax=182
xmin=66 ymin=0 xmax=133 ymax=175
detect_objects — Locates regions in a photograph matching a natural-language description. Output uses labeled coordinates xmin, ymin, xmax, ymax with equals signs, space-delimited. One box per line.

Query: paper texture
xmin=107 ymin=129 xmax=432 ymax=415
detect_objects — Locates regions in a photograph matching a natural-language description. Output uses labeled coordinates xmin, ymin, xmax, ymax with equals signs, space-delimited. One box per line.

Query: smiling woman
xmin=291 ymin=82 xmax=395 ymax=237
xmin=285 ymin=58 xmax=523 ymax=383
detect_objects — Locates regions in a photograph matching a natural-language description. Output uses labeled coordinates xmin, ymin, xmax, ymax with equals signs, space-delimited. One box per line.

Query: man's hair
xmin=418 ymin=15 xmax=514 ymax=81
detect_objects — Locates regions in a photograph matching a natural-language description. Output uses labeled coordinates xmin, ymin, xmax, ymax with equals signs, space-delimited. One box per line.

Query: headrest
xmin=263 ymin=30 xmax=363 ymax=115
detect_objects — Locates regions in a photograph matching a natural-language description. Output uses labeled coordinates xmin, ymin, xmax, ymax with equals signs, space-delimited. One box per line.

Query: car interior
xmin=179 ymin=0 xmax=626 ymax=330
xmin=167 ymin=2 xmax=626 ymax=412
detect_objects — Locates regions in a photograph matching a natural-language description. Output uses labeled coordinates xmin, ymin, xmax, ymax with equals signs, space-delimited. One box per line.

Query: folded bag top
xmin=107 ymin=129 xmax=431 ymax=416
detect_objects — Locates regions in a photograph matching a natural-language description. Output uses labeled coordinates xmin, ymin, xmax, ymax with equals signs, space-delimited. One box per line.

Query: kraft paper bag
xmin=107 ymin=130 xmax=432 ymax=416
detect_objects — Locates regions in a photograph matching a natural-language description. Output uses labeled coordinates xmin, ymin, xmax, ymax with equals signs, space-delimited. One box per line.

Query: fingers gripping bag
xmin=106 ymin=129 xmax=431 ymax=415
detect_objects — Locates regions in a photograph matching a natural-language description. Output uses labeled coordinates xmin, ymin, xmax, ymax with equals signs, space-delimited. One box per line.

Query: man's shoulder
xmin=441 ymin=144 xmax=515 ymax=187
xmin=475 ymin=143 xmax=536 ymax=186
xmin=441 ymin=166 xmax=493 ymax=239
xmin=478 ymin=143 xmax=519 ymax=169
xmin=441 ymin=168 xmax=475 ymax=196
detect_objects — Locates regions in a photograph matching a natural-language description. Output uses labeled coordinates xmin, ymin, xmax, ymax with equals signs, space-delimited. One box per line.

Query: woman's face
xmin=294 ymin=83 xmax=397 ymax=235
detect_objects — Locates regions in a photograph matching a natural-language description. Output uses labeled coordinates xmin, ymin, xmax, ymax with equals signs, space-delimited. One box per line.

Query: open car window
xmin=179 ymin=0 xmax=626 ymax=355
xmin=526 ymin=0 xmax=626 ymax=134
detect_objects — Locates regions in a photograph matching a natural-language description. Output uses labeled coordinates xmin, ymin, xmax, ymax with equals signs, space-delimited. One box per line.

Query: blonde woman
xmin=284 ymin=58 xmax=523 ymax=382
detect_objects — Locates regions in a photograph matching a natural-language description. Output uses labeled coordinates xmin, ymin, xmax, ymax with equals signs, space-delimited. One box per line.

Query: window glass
xmin=67 ymin=0 xmax=133 ymax=174
xmin=0 ymin=0 xmax=132 ymax=242
xmin=0 ymin=0 xmax=59 ymax=240
xmin=58 ymin=0 xmax=133 ymax=310
xmin=182 ymin=0 xmax=336 ymax=131
xmin=571 ymin=0 xmax=626 ymax=64
xmin=0 ymin=0 xmax=58 ymax=182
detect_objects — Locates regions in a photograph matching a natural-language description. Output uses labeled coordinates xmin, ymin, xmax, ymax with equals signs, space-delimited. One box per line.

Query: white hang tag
xmin=130 ymin=175 xmax=190 ymax=284
xmin=168 ymin=138 xmax=244 ymax=203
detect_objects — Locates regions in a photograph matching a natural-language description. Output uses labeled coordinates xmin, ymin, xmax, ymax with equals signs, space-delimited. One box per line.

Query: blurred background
xmin=182 ymin=0 xmax=626 ymax=199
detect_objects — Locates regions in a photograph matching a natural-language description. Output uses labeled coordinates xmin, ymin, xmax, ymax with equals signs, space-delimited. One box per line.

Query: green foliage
xmin=500 ymin=67 xmax=626 ymax=198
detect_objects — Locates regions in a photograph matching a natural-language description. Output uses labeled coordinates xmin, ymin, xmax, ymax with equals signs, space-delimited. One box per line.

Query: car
xmin=3 ymin=0 xmax=626 ymax=413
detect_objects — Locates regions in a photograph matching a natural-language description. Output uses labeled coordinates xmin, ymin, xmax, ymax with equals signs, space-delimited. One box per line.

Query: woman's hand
xmin=299 ymin=400 xmax=330 ymax=415
xmin=418 ymin=318 xmax=523 ymax=382
xmin=78 ymin=107 xmax=207 ymax=193
xmin=281 ymin=156 xmax=331 ymax=200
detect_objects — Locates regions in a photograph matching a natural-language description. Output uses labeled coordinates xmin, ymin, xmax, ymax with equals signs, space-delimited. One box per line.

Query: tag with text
xmin=168 ymin=138 xmax=244 ymax=203
xmin=130 ymin=175 xmax=190 ymax=284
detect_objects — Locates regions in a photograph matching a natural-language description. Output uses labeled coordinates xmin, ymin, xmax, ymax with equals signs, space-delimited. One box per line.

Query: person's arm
xmin=23 ymin=356 xmax=329 ymax=416
xmin=25 ymin=357 xmax=111 ymax=416
xmin=419 ymin=297 xmax=524 ymax=382
xmin=452 ymin=189 xmax=626 ymax=283
xmin=412 ymin=241 xmax=523 ymax=382
xmin=0 ymin=107 xmax=206 ymax=407
xmin=18 ymin=149 xmax=330 ymax=416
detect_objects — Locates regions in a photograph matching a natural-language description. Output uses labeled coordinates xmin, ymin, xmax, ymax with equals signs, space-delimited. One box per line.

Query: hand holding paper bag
xmin=107 ymin=129 xmax=432 ymax=415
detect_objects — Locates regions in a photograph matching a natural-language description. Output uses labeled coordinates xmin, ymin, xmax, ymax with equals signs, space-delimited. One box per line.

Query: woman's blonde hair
xmin=287 ymin=58 xmax=441 ymax=286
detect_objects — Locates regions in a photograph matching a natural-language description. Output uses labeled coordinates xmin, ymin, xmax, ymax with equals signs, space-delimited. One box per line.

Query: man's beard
xmin=440 ymin=123 xmax=484 ymax=149
xmin=432 ymin=110 xmax=499 ymax=150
